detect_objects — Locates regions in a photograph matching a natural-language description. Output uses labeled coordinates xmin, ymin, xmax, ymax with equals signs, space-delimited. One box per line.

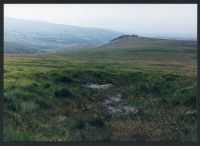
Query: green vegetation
xmin=4 ymin=40 xmax=197 ymax=141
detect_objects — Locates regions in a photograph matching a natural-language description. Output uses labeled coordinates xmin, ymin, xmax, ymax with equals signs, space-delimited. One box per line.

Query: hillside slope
xmin=102 ymin=35 xmax=197 ymax=48
xmin=4 ymin=17 xmax=123 ymax=54
xmin=60 ymin=35 xmax=197 ymax=68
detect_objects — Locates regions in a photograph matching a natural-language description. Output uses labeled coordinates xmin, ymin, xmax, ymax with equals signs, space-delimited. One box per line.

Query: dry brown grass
xmin=110 ymin=120 xmax=163 ymax=141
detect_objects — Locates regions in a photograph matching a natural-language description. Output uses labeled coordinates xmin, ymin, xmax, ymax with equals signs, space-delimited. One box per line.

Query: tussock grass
xmin=4 ymin=42 xmax=197 ymax=141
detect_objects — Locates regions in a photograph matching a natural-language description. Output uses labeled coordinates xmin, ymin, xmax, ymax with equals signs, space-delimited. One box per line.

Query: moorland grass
xmin=3 ymin=42 xmax=197 ymax=141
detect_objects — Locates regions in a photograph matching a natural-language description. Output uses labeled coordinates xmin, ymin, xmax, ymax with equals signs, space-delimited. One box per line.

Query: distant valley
xmin=4 ymin=17 xmax=123 ymax=54
xmin=4 ymin=17 xmax=197 ymax=55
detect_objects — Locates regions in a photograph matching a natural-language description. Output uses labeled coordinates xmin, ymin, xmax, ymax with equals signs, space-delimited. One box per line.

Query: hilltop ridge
xmin=102 ymin=34 xmax=197 ymax=49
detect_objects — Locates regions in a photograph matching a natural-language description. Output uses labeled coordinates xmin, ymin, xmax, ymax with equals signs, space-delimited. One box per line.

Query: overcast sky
xmin=4 ymin=4 xmax=197 ymax=39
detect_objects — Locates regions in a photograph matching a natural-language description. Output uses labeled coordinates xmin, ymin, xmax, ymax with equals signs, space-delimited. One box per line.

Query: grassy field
xmin=3 ymin=41 xmax=197 ymax=141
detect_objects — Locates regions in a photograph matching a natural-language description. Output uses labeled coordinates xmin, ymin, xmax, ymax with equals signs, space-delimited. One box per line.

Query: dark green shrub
xmin=5 ymin=101 xmax=20 ymax=112
xmin=162 ymin=74 xmax=180 ymax=82
xmin=10 ymin=90 xmax=37 ymax=101
xmin=89 ymin=118 xmax=105 ymax=128
xmin=170 ymin=85 xmax=196 ymax=107
xmin=75 ymin=119 xmax=86 ymax=129
xmin=22 ymin=82 xmax=39 ymax=92
xmin=43 ymin=83 xmax=50 ymax=89
xmin=64 ymin=111 xmax=70 ymax=117
xmin=55 ymin=75 xmax=73 ymax=83
xmin=35 ymin=100 xmax=51 ymax=109
xmin=32 ymin=82 xmax=39 ymax=87
xmin=54 ymin=88 xmax=72 ymax=98
xmin=35 ymin=72 xmax=48 ymax=79
xmin=94 ymin=72 xmax=102 ymax=78
xmin=50 ymin=72 xmax=58 ymax=76
xmin=136 ymin=82 xmax=151 ymax=96
xmin=132 ymin=134 xmax=151 ymax=141
xmin=151 ymin=84 xmax=162 ymax=95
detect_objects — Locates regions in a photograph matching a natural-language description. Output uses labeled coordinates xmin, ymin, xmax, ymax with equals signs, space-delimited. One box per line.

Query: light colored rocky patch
xmin=102 ymin=93 xmax=139 ymax=115
xmin=103 ymin=99 xmax=112 ymax=105
xmin=82 ymin=83 xmax=112 ymax=90
xmin=110 ymin=93 xmax=122 ymax=102
xmin=55 ymin=115 xmax=67 ymax=123
xmin=103 ymin=94 xmax=122 ymax=106
xmin=100 ymin=83 xmax=113 ymax=89
xmin=107 ymin=106 xmax=122 ymax=114
xmin=123 ymin=105 xmax=139 ymax=114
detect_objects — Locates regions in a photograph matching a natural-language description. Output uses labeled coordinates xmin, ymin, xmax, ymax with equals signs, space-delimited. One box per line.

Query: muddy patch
xmin=83 ymin=83 xmax=138 ymax=115
xmin=102 ymin=93 xmax=139 ymax=115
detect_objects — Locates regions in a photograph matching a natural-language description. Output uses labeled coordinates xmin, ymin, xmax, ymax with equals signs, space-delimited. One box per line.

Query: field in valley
xmin=3 ymin=40 xmax=197 ymax=141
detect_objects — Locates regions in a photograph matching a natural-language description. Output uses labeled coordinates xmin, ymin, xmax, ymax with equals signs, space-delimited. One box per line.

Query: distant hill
xmin=4 ymin=17 xmax=123 ymax=54
xmin=63 ymin=34 xmax=197 ymax=66
xmin=102 ymin=35 xmax=197 ymax=49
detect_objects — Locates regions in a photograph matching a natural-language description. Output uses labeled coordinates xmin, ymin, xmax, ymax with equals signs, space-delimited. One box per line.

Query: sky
xmin=4 ymin=4 xmax=197 ymax=39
